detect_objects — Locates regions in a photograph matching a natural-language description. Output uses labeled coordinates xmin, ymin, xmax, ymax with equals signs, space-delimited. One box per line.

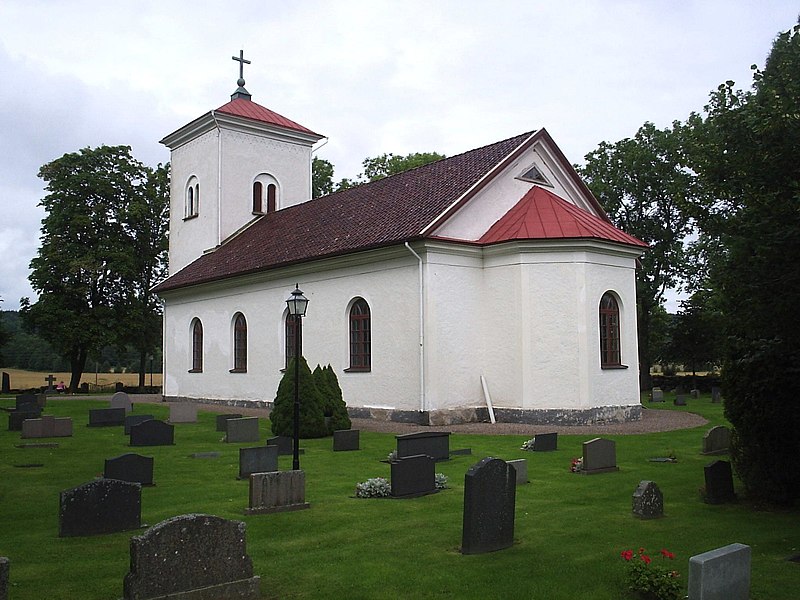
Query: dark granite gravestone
xmin=507 ymin=459 xmax=528 ymax=485
xmin=110 ymin=391 xmax=133 ymax=414
xmin=88 ymin=407 xmax=126 ymax=427
xmin=711 ymin=386 xmax=722 ymax=403
xmin=58 ymin=478 xmax=141 ymax=537
xmin=247 ymin=470 xmax=310 ymax=514
xmin=130 ymin=420 xmax=174 ymax=447
xmin=21 ymin=415 xmax=73 ymax=438
xmin=168 ymin=402 xmax=197 ymax=423
xmin=16 ymin=393 xmax=39 ymax=408
xmin=104 ymin=453 xmax=155 ymax=486
xmin=266 ymin=435 xmax=293 ymax=455
xmin=704 ymin=460 xmax=736 ymax=504
xmin=216 ymin=413 xmax=243 ymax=432
xmin=8 ymin=405 xmax=42 ymax=431
xmin=689 ymin=543 xmax=751 ymax=600
xmin=124 ymin=414 xmax=155 ymax=435
xmin=581 ymin=438 xmax=619 ymax=474
xmin=650 ymin=387 xmax=664 ymax=402
xmin=239 ymin=445 xmax=278 ymax=479
xmin=632 ymin=480 xmax=664 ymax=519
xmin=0 ymin=556 xmax=8 ymax=600
xmin=115 ymin=382 xmax=124 ymax=392
xmin=122 ymin=514 xmax=260 ymax=600
xmin=79 ymin=382 xmax=90 ymax=393
xmin=461 ymin=457 xmax=516 ymax=555
xmin=531 ymin=432 xmax=557 ymax=451
xmin=396 ymin=431 xmax=451 ymax=461
xmin=702 ymin=425 xmax=731 ymax=455
xmin=674 ymin=394 xmax=688 ymax=406
xmin=390 ymin=454 xmax=436 ymax=498
xmin=226 ymin=417 xmax=259 ymax=443
xmin=333 ymin=429 xmax=360 ymax=451
xmin=1 ymin=371 xmax=9 ymax=394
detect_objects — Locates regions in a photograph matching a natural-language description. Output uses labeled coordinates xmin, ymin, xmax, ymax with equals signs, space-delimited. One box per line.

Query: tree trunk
xmin=68 ymin=347 xmax=88 ymax=393
xmin=138 ymin=350 xmax=147 ymax=390
xmin=637 ymin=303 xmax=653 ymax=392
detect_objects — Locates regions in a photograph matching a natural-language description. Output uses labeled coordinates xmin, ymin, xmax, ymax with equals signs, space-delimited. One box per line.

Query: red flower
xmin=621 ymin=549 xmax=634 ymax=561
xmin=660 ymin=549 xmax=675 ymax=560
xmin=641 ymin=554 xmax=652 ymax=564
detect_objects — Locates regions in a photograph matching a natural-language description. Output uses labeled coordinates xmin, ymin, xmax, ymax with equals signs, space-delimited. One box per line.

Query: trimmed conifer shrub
xmin=271 ymin=357 xmax=328 ymax=438
xmin=314 ymin=363 xmax=351 ymax=433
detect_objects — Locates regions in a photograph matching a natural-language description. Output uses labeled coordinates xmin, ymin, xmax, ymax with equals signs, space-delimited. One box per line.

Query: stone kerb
xmin=123 ymin=514 xmax=260 ymax=600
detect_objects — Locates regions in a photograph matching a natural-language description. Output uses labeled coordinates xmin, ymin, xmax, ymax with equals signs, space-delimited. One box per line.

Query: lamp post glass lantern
xmin=286 ymin=285 xmax=308 ymax=470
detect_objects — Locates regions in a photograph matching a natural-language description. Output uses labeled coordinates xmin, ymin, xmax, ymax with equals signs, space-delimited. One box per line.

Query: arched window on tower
xmin=232 ymin=313 xmax=247 ymax=372
xmin=599 ymin=292 xmax=621 ymax=367
xmin=253 ymin=182 xmax=263 ymax=214
xmin=253 ymin=174 xmax=278 ymax=214
xmin=267 ymin=183 xmax=276 ymax=213
xmin=190 ymin=319 xmax=203 ymax=372
xmin=348 ymin=298 xmax=371 ymax=371
xmin=185 ymin=177 xmax=199 ymax=219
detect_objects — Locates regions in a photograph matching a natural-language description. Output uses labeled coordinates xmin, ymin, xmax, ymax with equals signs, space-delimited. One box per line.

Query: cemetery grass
xmin=0 ymin=397 xmax=798 ymax=599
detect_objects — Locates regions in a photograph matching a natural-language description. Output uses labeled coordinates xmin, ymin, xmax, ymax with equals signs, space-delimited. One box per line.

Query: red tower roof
xmin=215 ymin=98 xmax=320 ymax=136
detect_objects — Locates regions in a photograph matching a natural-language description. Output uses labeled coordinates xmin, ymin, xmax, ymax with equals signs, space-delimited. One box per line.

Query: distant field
xmin=0 ymin=368 xmax=162 ymax=391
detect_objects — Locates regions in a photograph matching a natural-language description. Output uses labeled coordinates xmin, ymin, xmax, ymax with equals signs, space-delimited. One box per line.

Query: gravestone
xmin=109 ymin=391 xmax=133 ymax=414
xmin=531 ymin=432 xmax=557 ymax=451
xmin=122 ymin=514 xmax=260 ymax=600
xmin=461 ymin=457 xmax=516 ymax=554
xmin=396 ymin=431 xmax=450 ymax=461
xmin=88 ymin=407 xmax=126 ymax=427
xmin=507 ymin=459 xmax=528 ymax=485
xmin=216 ymin=413 xmax=243 ymax=431
xmin=674 ymin=394 xmax=688 ymax=406
xmin=130 ymin=420 xmax=174 ymax=447
xmin=115 ymin=382 xmax=124 ymax=392
xmin=632 ymin=480 xmax=664 ymax=519
xmin=79 ymin=382 xmax=90 ymax=393
xmin=44 ymin=374 xmax=56 ymax=393
xmin=650 ymin=387 xmax=664 ymax=402
xmin=124 ymin=414 xmax=155 ymax=435
xmin=21 ymin=415 xmax=73 ymax=438
xmin=702 ymin=425 xmax=731 ymax=455
xmin=0 ymin=557 xmax=8 ymax=600
xmin=191 ymin=452 xmax=221 ymax=459
xmin=247 ymin=470 xmax=310 ymax=514
xmin=691 ymin=389 xmax=701 ymax=399
xmin=390 ymin=454 xmax=436 ymax=498
xmin=704 ymin=460 xmax=735 ymax=504
xmin=105 ymin=453 xmax=155 ymax=486
xmin=226 ymin=417 xmax=259 ymax=443
xmin=581 ymin=438 xmax=618 ymax=474
xmin=333 ymin=429 xmax=360 ymax=451
xmin=239 ymin=445 xmax=278 ymax=479
xmin=8 ymin=405 xmax=42 ymax=431
xmin=59 ymin=478 xmax=141 ymax=537
xmin=711 ymin=386 xmax=722 ymax=403
xmin=1 ymin=371 xmax=9 ymax=394
xmin=16 ymin=393 xmax=39 ymax=408
xmin=169 ymin=402 xmax=198 ymax=423
xmin=266 ymin=435 xmax=293 ymax=455
xmin=689 ymin=543 xmax=751 ymax=600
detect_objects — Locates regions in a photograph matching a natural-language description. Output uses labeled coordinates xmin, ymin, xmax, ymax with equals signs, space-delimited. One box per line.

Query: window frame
xmin=599 ymin=292 xmax=623 ymax=368
xmin=346 ymin=298 xmax=371 ymax=372
xmin=189 ymin=319 xmax=203 ymax=373
xmin=231 ymin=313 xmax=247 ymax=373
xmin=185 ymin=178 xmax=199 ymax=220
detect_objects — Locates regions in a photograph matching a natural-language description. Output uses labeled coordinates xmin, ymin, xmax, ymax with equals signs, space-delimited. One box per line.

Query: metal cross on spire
xmin=232 ymin=49 xmax=251 ymax=86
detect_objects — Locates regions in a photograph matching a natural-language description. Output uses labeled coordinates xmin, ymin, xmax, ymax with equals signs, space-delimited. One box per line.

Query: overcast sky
xmin=1 ymin=1 xmax=796 ymax=312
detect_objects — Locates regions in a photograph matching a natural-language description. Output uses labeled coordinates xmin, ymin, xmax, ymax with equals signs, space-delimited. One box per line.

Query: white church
xmin=154 ymin=63 xmax=648 ymax=425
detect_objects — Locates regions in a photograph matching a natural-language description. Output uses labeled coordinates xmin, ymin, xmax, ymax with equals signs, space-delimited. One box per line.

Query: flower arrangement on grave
xmin=355 ymin=477 xmax=391 ymax=498
xmin=570 ymin=457 xmax=583 ymax=473
xmin=620 ymin=547 xmax=681 ymax=600
xmin=520 ymin=437 xmax=536 ymax=451
xmin=434 ymin=473 xmax=448 ymax=490
xmin=387 ymin=450 xmax=397 ymax=461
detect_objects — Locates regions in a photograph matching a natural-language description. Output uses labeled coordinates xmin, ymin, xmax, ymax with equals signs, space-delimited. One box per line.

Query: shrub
xmin=355 ymin=477 xmax=391 ymax=498
xmin=620 ymin=548 xmax=681 ymax=600
xmin=270 ymin=357 xmax=328 ymax=438
xmin=313 ymin=363 xmax=351 ymax=434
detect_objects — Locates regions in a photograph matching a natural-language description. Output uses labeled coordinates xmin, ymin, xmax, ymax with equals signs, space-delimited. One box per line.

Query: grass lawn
xmin=0 ymin=395 xmax=798 ymax=599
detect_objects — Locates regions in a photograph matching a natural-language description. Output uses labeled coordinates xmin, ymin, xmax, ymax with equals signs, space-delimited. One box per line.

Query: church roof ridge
xmin=214 ymin=97 xmax=321 ymax=137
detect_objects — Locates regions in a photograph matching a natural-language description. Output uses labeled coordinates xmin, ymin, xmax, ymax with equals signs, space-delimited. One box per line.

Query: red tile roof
xmin=478 ymin=186 xmax=648 ymax=247
xmin=215 ymin=98 xmax=320 ymax=136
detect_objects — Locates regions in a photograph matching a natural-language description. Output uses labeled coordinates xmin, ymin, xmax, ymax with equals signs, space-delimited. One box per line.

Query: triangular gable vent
xmin=518 ymin=164 xmax=551 ymax=186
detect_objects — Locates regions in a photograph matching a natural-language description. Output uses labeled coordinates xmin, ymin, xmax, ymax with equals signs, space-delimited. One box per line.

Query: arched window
xmin=190 ymin=319 xmax=203 ymax=372
xmin=267 ymin=183 xmax=276 ymax=213
xmin=348 ymin=298 xmax=371 ymax=371
xmin=285 ymin=312 xmax=301 ymax=369
xmin=185 ymin=177 xmax=199 ymax=218
xmin=232 ymin=313 xmax=247 ymax=372
xmin=253 ymin=182 xmax=263 ymax=213
xmin=599 ymin=293 xmax=621 ymax=367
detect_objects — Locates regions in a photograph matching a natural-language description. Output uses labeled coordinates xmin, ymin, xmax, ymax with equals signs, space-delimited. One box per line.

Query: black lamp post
xmin=286 ymin=284 xmax=309 ymax=471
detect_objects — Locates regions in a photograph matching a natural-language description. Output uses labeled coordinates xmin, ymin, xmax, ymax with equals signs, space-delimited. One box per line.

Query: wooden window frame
xmin=599 ymin=293 xmax=622 ymax=368
xmin=231 ymin=313 xmax=247 ymax=373
xmin=189 ymin=319 xmax=203 ymax=373
xmin=346 ymin=298 xmax=371 ymax=372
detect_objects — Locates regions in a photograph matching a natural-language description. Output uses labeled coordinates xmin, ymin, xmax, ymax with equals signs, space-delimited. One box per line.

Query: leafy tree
xmin=312 ymin=157 xmax=334 ymax=198
xmin=271 ymin=357 xmax=328 ymax=438
xmin=360 ymin=152 xmax=446 ymax=182
xmin=0 ymin=298 xmax=6 ymax=364
xmin=665 ymin=290 xmax=723 ymax=383
xmin=683 ymin=23 xmax=800 ymax=506
xmin=21 ymin=146 xmax=166 ymax=392
xmin=579 ymin=122 xmax=697 ymax=390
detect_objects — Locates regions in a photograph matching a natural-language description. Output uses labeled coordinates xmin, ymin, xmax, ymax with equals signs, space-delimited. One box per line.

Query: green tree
xmin=683 ymin=23 xmax=800 ymax=505
xmin=360 ymin=151 xmax=446 ymax=182
xmin=665 ymin=290 xmax=722 ymax=383
xmin=22 ymin=145 xmax=165 ymax=392
xmin=312 ymin=156 xmax=335 ymax=198
xmin=579 ymin=122 xmax=697 ymax=390
xmin=270 ymin=357 xmax=328 ymax=438
xmin=314 ymin=363 xmax=351 ymax=433
xmin=0 ymin=298 xmax=6 ymax=364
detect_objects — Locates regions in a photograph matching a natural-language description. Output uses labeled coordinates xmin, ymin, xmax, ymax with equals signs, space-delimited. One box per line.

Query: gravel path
xmin=62 ymin=394 xmax=707 ymax=436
